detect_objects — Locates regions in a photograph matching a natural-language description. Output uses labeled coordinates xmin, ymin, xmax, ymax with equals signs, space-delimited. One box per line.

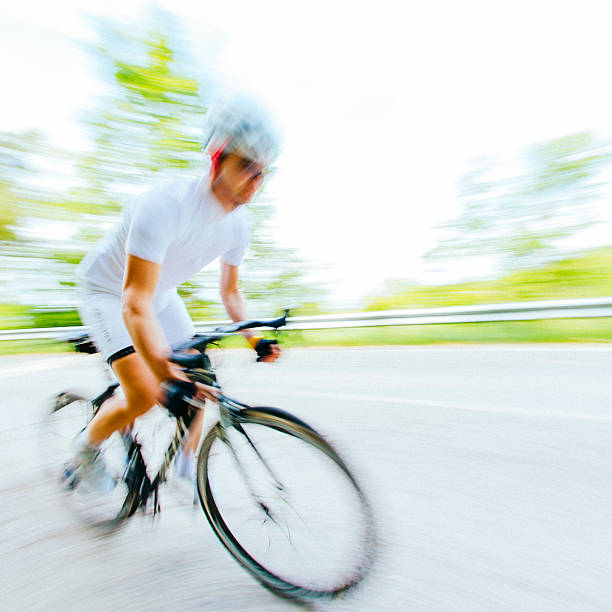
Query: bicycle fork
xmin=218 ymin=419 xmax=288 ymax=528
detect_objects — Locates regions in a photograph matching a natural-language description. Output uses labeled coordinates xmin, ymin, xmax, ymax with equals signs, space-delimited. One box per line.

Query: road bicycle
xmin=42 ymin=310 xmax=376 ymax=602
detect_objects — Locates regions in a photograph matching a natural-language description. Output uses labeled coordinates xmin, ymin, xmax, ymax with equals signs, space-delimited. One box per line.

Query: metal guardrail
xmin=2 ymin=297 xmax=612 ymax=341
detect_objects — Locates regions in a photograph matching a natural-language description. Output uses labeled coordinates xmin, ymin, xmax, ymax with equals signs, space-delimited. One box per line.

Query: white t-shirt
xmin=77 ymin=174 xmax=249 ymax=307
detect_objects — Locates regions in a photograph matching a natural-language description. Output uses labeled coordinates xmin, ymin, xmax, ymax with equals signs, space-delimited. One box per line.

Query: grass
xmin=282 ymin=318 xmax=612 ymax=346
xmin=0 ymin=339 xmax=74 ymax=355
xmin=365 ymin=247 xmax=612 ymax=311
xmin=2 ymin=318 xmax=612 ymax=355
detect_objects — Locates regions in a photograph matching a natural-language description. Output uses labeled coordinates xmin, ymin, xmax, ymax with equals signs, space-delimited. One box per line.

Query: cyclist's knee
xmin=120 ymin=383 xmax=157 ymax=417
xmin=124 ymin=397 xmax=155 ymax=419
xmin=111 ymin=351 xmax=160 ymax=417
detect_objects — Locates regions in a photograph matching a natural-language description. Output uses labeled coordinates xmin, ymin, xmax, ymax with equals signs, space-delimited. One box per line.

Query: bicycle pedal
xmin=54 ymin=392 xmax=80 ymax=410
xmin=61 ymin=464 xmax=80 ymax=490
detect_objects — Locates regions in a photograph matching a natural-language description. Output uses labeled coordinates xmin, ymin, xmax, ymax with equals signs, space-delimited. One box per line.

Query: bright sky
xmin=3 ymin=0 xmax=612 ymax=305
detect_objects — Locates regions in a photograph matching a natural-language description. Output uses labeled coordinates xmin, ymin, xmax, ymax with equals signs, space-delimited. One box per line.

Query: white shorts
xmin=78 ymin=284 xmax=195 ymax=364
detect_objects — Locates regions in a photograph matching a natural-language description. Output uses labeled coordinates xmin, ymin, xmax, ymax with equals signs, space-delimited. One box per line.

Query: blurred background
xmin=2 ymin=0 xmax=612 ymax=346
xmin=5 ymin=5 xmax=612 ymax=610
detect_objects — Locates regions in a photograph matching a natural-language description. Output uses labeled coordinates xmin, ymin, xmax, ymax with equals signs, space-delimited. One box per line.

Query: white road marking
xmin=235 ymin=386 xmax=612 ymax=422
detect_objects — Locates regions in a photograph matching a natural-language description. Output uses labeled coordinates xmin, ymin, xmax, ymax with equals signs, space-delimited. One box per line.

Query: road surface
xmin=2 ymin=346 xmax=612 ymax=611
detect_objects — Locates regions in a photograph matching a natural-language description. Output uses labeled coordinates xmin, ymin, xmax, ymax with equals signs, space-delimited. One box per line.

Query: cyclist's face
xmin=218 ymin=153 xmax=265 ymax=206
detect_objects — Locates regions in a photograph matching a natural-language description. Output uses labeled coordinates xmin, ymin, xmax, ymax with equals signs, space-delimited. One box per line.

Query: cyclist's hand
xmin=162 ymin=379 xmax=197 ymax=416
xmin=194 ymin=381 xmax=220 ymax=402
xmin=162 ymin=379 xmax=219 ymax=414
xmin=252 ymin=338 xmax=281 ymax=363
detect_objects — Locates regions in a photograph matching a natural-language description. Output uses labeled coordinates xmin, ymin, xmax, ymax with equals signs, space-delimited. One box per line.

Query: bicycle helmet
xmin=202 ymin=94 xmax=281 ymax=167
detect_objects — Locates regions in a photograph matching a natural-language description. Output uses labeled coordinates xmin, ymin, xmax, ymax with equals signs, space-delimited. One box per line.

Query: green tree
xmin=75 ymin=16 xmax=205 ymax=213
xmin=427 ymin=132 xmax=612 ymax=273
xmin=0 ymin=11 xmax=325 ymax=325
xmin=1 ymin=15 xmax=205 ymax=309
xmin=0 ymin=129 xmax=79 ymax=307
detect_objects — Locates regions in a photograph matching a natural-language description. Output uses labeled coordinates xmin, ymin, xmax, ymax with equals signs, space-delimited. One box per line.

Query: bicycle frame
xmin=120 ymin=348 xmax=257 ymax=516
xmin=68 ymin=309 xmax=290 ymax=516
xmin=55 ymin=308 xmax=376 ymax=599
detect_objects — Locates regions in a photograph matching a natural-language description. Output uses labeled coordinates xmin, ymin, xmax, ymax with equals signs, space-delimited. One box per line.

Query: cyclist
xmin=67 ymin=95 xmax=281 ymax=487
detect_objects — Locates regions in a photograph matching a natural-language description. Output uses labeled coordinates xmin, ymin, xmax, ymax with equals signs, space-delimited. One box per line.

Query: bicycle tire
xmin=39 ymin=391 xmax=93 ymax=480
xmin=41 ymin=390 xmax=140 ymax=530
xmin=196 ymin=406 xmax=376 ymax=602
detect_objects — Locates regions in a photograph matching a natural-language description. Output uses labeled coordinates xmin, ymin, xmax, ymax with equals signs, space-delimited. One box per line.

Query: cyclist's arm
xmin=220 ymin=261 xmax=253 ymax=340
xmin=122 ymin=254 xmax=177 ymax=383
xmin=220 ymin=261 xmax=280 ymax=363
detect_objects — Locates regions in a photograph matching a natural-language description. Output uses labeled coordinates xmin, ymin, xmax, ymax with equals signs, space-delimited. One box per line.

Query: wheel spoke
xmin=197 ymin=408 xmax=376 ymax=600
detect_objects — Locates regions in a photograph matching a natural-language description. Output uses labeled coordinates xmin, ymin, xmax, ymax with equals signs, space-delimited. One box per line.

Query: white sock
xmin=176 ymin=449 xmax=195 ymax=479
xmin=75 ymin=428 xmax=97 ymax=451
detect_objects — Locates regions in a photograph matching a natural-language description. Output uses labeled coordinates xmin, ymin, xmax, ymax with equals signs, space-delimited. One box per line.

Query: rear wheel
xmin=41 ymin=390 xmax=139 ymax=530
xmin=196 ymin=406 xmax=376 ymax=601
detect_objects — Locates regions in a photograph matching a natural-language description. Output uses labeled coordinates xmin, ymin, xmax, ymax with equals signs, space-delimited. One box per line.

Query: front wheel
xmin=196 ymin=407 xmax=376 ymax=602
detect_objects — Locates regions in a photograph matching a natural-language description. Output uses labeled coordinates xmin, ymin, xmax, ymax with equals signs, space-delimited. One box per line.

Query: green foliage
xmin=0 ymin=340 xmax=72 ymax=355
xmin=366 ymin=247 xmax=612 ymax=310
xmin=3 ymin=318 xmax=612 ymax=355
xmin=283 ymin=320 xmax=612 ymax=346
xmin=0 ymin=180 xmax=19 ymax=240
xmin=80 ymin=17 xmax=206 ymax=195
xmin=0 ymin=14 xmax=208 ymax=307
xmin=0 ymin=304 xmax=81 ymax=330
xmin=0 ymin=303 xmax=32 ymax=329
xmin=0 ymin=10 xmax=325 ymax=316
xmin=29 ymin=308 xmax=82 ymax=328
xmin=427 ymin=132 xmax=612 ymax=272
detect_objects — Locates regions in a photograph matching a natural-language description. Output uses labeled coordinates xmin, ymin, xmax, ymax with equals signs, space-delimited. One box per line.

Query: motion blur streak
xmin=4 ymin=347 xmax=612 ymax=609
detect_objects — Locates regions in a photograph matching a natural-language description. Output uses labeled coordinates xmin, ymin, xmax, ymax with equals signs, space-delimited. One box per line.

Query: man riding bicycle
xmin=68 ymin=95 xmax=281 ymax=487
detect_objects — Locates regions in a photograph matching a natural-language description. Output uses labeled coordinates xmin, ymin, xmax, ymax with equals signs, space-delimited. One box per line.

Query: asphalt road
xmin=2 ymin=346 xmax=612 ymax=611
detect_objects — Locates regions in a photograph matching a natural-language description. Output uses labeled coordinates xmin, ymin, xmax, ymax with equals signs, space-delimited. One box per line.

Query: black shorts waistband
xmin=107 ymin=345 xmax=136 ymax=366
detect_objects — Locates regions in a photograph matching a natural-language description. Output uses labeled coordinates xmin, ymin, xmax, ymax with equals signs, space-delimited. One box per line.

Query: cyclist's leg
xmin=157 ymin=293 xmax=204 ymax=448
xmin=156 ymin=293 xmax=203 ymax=475
xmin=183 ymin=409 xmax=204 ymax=453
xmin=87 ymin=351 xmax=159 ymax=445
xmin=79 ymin=288 xmax=200 ymax=447
xmin=77 ymin=286 xmax=154 ymax=445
